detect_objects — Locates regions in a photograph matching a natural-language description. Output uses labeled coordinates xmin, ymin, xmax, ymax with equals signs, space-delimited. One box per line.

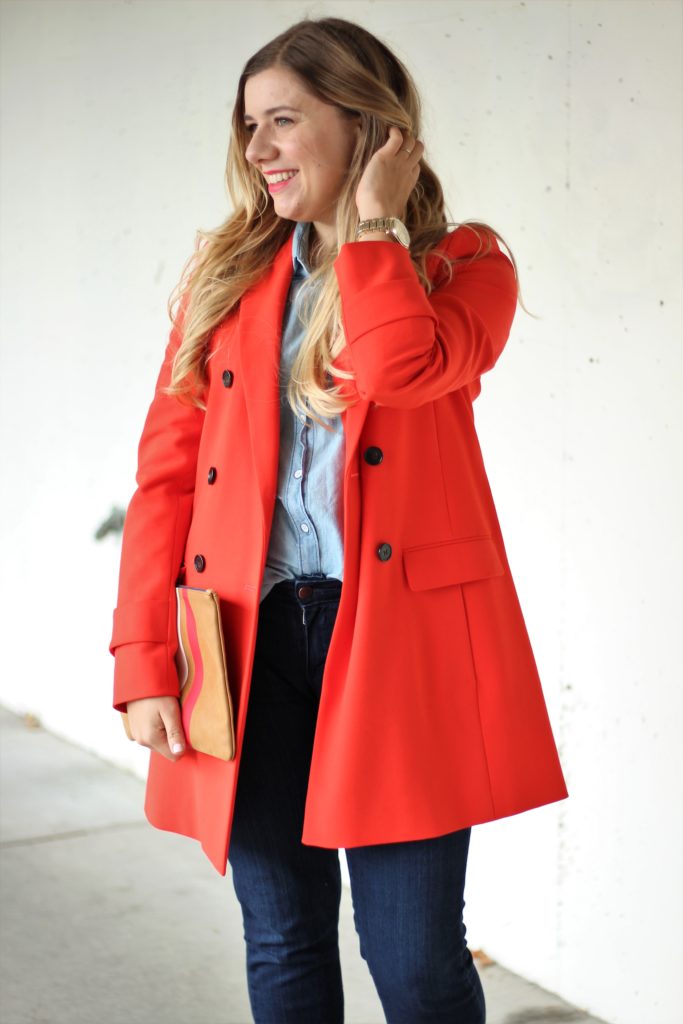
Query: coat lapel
xmin=238 ymin=231 xmax=371 ymax=533
xmin=238 ymin=235 xmax=294 ymax=532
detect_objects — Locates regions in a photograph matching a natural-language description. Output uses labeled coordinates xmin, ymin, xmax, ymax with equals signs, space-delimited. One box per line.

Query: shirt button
xmin=222 ymin=370 xmax=234 ymax=388
xmin=300 ymin=523 xmax=310 ymax=533
xmin=207 ymin=467 xmax=217 ymax=484
xmin=294 ymin=469 xmax=303 ymax=479
xmin=194 ymin=554 xmax=206 ymax=572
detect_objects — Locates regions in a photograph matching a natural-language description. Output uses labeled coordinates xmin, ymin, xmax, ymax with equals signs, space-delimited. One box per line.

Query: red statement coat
xmin=110 ymin=226 xmax=568 ymax=876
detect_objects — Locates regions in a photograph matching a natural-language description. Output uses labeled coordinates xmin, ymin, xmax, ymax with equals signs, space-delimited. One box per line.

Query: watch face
xmin=390 ymin=219 xmax=410 ymax=247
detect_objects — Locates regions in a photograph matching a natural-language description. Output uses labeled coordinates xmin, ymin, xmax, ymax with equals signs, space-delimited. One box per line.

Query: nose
xmin=245 ymin=125 xmax=277 ymax=167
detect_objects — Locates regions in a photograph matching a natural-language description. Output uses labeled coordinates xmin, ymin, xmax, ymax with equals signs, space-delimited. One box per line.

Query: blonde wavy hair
xmin=166 ymin=16 xmax=522 ymax=427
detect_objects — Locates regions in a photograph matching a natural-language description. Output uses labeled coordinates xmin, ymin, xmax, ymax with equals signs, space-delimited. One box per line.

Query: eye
xmin=244 ymin=116 xmax=293 ymax=135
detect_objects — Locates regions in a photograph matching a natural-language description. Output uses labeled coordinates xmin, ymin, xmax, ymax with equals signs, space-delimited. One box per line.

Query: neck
xmin=308 ymin=227 xmax=327 ymax=271
xmin=310 ymin=218 xmax=336 ymax=262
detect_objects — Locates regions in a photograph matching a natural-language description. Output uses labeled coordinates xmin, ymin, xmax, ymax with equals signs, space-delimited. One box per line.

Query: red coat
xmin=110 ymin=226 xmax=568 ymax=876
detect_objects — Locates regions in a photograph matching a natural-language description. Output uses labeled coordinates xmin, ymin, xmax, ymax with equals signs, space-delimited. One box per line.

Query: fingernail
xmin=171 ymin=743 xmax=184 ymax=754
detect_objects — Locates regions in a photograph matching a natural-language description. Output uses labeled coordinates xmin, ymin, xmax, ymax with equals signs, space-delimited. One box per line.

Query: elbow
xmin=346 ymin=316 xmax=441 ymax=409
xmin=349 ymin=326 xmax=499 ymax=410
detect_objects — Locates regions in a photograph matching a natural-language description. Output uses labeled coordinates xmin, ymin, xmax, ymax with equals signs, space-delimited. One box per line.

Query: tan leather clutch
xmin=120 ymin=586 xmax=235 ymax=761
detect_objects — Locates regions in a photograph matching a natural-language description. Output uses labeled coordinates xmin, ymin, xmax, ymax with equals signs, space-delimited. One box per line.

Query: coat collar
xmin=291 ymin=219 xmax=312 ymax=275
xmin=238 ymin=228 xmax=370 ymax=533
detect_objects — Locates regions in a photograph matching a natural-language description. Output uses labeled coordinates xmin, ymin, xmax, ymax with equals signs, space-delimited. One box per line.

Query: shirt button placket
xmin=297 ymin=419 xmax=313 ymax=565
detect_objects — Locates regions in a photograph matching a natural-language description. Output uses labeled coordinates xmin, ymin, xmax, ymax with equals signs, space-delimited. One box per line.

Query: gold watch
xmin=356 ymin=217 xmax=410 ymax=248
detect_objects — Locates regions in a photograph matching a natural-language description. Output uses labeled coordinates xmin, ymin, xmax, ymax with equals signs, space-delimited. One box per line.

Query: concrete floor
xmin=0 ymin=707 xmax=609 ymax=1024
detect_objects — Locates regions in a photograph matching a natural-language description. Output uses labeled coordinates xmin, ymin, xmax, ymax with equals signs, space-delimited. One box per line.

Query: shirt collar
xmin=291 ymin=220 xmax=312 ymax=276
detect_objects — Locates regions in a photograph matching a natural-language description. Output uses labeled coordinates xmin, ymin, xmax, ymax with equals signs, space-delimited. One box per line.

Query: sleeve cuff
xmin=112 ymin=641 xmax=179 ymax=713
xmin=109 ymin=600 xmax=173 ymax=652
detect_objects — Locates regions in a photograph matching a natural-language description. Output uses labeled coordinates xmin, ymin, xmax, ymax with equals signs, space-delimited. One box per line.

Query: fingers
xmin=386 ymin=125 xmax=405 ymax=150
xmin=159 ymin=701 xmax=186 ymax=760
xmin=356 ymin=126 xmax=423 ymax=220
xmin=401 ymin=137 xmax=424 ymax=166
xmin=126 ymin=696 xmax=187 ymax=761
xmin=387 ymin=125 xmax=424 ymax=163
xmin=408 ymin=139 xmax=424 ymax=161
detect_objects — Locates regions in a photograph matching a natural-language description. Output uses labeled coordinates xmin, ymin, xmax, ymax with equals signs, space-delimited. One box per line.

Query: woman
xmin=110 ymin=16 xmax=568 ymax=1024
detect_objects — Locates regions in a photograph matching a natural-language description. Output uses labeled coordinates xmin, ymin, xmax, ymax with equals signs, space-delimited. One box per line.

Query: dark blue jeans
xmin=228 ymin=575 xmax=485 ymax=1024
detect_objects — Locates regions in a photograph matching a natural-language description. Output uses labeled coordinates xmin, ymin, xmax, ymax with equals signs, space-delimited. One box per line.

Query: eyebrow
xmin=243 ymin=106 xmax=302 ymax=122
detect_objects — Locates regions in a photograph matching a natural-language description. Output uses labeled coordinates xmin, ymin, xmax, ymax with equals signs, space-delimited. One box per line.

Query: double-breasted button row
xmin=194 ymin=547 xmax=391 ymax=572
xmin=361 ymin=446 xmax=391 ymax=558
xmin=200 ymin=358 xmax=225 ymax=556
xmin=197 ymin=433 xmax=388 ymax=572
xmin=362 ymin=447 xmax=390 ymax=558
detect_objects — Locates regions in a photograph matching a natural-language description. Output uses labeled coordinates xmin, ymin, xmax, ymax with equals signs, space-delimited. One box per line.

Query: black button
xmin=194 ymin=554 xmax=206 ymax=573
xmin=207 ymin=467 xmax=217 ymax=484
xmin=377 ymin=542 xmax=392 ymax=561
xmin=222 ymin=369 xmax=234 ymax=388
xmin=297 ymin=585 xmax=313 ymax=599
xmin=364 ymin=446 xmax=384 ymax=465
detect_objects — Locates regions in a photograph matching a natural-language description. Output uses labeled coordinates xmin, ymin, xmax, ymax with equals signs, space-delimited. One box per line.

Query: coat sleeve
xmin=332 ymin=226 xmax=518 ymax=408
xmin=109 ymin=298 xmax=206 ymax=713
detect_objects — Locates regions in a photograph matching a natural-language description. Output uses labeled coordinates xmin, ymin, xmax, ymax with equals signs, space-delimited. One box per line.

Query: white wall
xmin=1 ymin=3 xmax=681 ymax=1023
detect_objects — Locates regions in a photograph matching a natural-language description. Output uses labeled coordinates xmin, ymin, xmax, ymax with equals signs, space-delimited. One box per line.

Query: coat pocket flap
xmin=403 ymin=535 xmax=504 ymax=591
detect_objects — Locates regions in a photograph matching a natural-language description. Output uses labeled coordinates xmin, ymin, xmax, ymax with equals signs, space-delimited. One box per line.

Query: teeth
xmin=268 ymin=170 xmax=297 ymax=183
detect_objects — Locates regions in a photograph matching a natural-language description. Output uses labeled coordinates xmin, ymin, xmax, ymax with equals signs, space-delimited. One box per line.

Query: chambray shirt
xmin=259 ymin=221 xmax=345 ymax=603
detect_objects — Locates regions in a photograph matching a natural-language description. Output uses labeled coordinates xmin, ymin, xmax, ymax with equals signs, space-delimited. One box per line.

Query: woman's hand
xmin=355 ymin=125 xmax=424 ymax=222
xmin=126 ymin=696 xmax=186 ymax=761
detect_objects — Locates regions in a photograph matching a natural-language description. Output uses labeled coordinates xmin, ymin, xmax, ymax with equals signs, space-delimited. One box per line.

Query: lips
xmin=266 ymin=170 xmax=299 ymax=193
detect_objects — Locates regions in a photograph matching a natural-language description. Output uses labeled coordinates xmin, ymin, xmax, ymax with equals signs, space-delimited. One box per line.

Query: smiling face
xmin=243 ymin=66 xmax=360 ymax=248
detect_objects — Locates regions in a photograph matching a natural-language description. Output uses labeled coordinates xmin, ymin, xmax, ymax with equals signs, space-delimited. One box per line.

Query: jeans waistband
xmin=270 ymin=574 xmax=342 ymax=607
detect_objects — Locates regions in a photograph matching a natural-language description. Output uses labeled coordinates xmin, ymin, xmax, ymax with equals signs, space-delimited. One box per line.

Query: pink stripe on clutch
xmin=179 ymin=587 xmax=204 ymax=735
xmin=174 ymin=585 xmax=235 ymax=761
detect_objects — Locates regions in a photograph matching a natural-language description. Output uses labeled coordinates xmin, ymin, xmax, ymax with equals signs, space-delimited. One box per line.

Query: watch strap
xmin=356 ymin=217 xmax=410 ymax=247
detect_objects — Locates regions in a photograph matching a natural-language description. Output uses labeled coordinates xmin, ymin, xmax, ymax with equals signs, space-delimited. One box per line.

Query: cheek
xmin=294 ymin=134 xmax=333 ymax=172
